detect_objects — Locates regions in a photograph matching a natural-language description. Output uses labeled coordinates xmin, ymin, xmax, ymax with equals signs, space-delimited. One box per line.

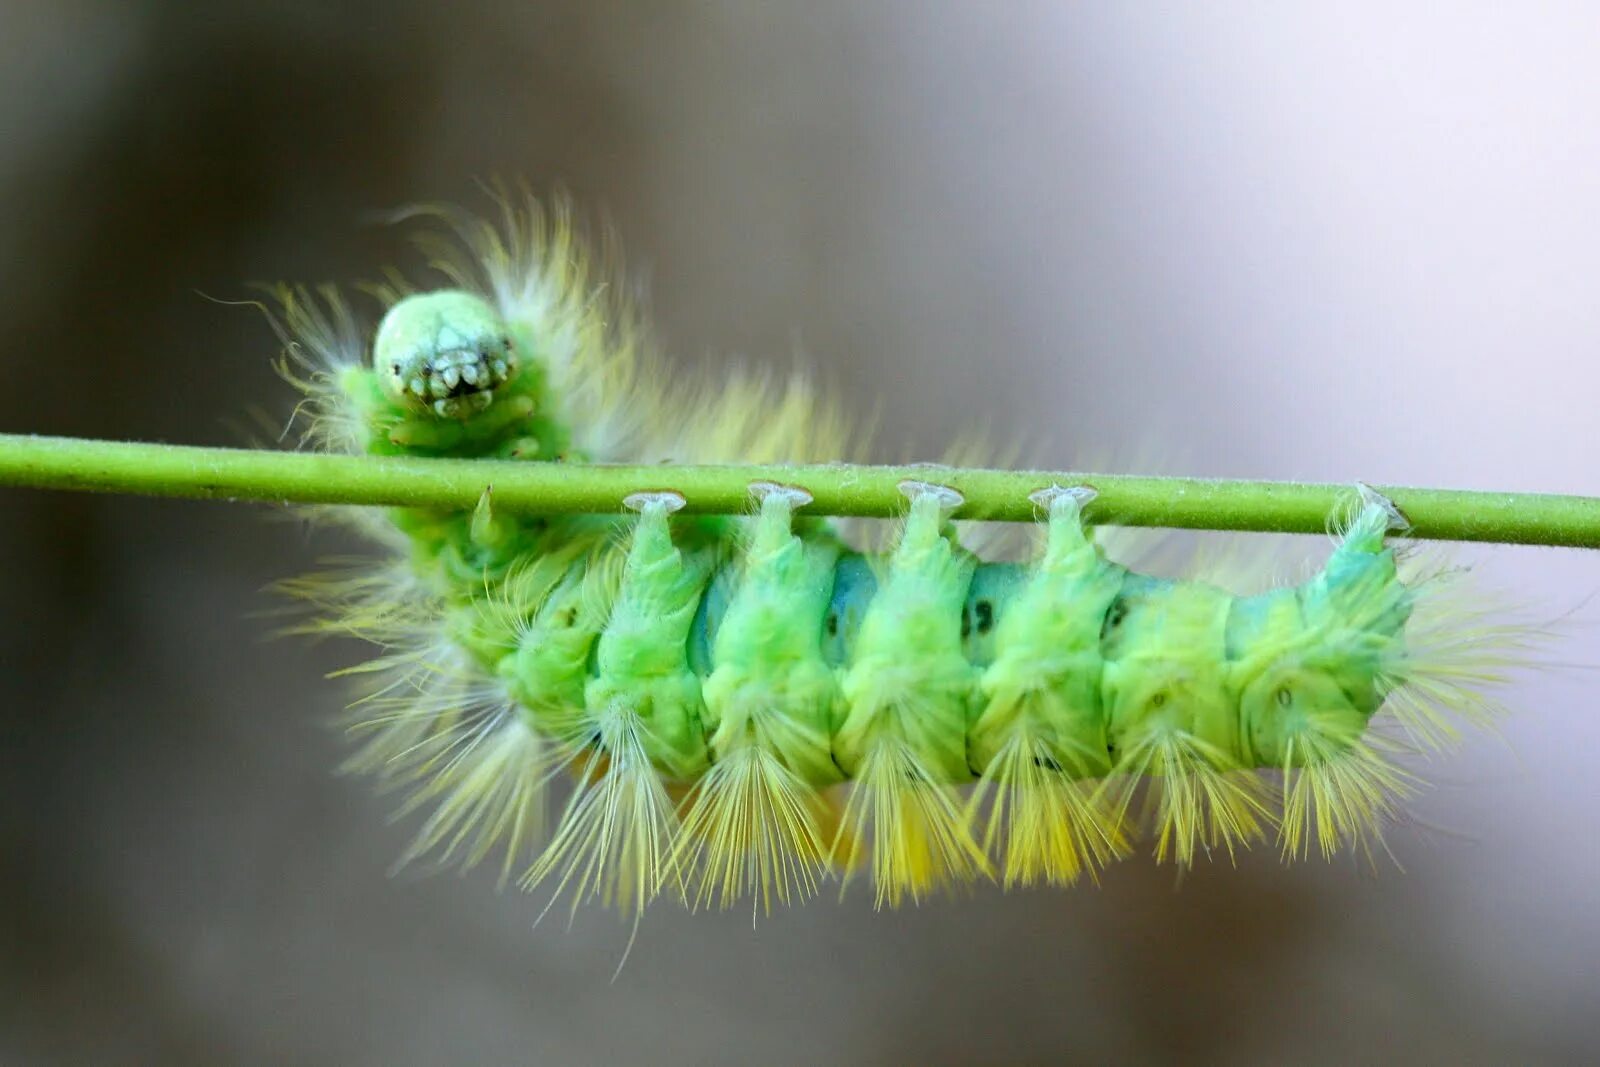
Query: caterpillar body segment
xmin=968 ymin=489 xmax=1127 ymax=885
xmin=276 ymin=196 xmax=1526 ymax=916
xmin=673 ymin=488 xmax=846 ymax=909
xmin=833 ymin=485 xmax=991 ymax=904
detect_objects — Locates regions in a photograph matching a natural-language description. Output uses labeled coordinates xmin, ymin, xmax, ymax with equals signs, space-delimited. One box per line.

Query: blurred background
xmin=3 ymin=2 xmax=1599 ymax=1064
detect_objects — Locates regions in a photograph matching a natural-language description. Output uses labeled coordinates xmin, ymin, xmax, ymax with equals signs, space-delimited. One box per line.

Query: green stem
xmin=0 ymin=432 xmax=1597 ymax=548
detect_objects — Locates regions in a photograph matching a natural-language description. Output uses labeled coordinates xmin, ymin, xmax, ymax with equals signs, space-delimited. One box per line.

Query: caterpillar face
xmin=373 ymin=290 xmax=518 ymax=419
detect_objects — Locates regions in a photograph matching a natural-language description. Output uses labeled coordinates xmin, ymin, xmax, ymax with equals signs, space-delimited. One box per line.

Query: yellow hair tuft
xmin=524 ymin=704 xmax=681 ymax=918
xmin=1106 ymin=727 xmax=1272 ymax=866
xmin=969 ymin=726 xmax=1128 ymax=887
xmin=669 ymin=744 xmax=829 ymax=915
xmin=833 ymin=735 xmax=991 ymax=907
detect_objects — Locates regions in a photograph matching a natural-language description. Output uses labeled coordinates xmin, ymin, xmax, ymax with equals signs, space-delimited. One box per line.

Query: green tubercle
xmin=701 ymin=488 xmax=846 ymax=787
xmin=834 ymin=486 xmax=980 ymax=782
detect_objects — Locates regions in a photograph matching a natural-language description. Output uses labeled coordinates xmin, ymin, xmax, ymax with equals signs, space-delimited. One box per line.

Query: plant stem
xmin=0 ymin=432 xmax=1597 ymax=548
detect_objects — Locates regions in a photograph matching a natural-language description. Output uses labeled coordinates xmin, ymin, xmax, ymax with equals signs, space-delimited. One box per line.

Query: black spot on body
xmin=1101 ymin=596 xmax=1128 ymax=640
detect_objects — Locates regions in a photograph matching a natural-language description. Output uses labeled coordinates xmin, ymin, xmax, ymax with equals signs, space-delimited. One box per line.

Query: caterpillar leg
xmin=674 ymin=485 xmax=843 ymax=912
xmin=1102 ymin=571 xmax=1272 ymax=866
xmin=373 ymin=547 xmax=615 ymax=882
xmin=1230 ymin=488 xmax=1423 ymax=860
xmin=524 ymin=493 xmax=712 ymax=915
xmin=834 ymin=482 xmax=990 ymax=905
xmin=496 ymin=539 xmax=613 ymax=742
xmin=968 ymin=487 xmax=1128 ymax=885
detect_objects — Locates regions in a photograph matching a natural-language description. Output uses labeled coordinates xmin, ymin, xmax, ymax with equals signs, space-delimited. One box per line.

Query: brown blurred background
xmin=3 ymin=3 xmax=1599 ymax=1064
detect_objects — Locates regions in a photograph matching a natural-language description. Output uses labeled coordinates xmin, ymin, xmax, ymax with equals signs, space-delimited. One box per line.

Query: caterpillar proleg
xmin=274 ymin=193 xmax=1536 ymax=917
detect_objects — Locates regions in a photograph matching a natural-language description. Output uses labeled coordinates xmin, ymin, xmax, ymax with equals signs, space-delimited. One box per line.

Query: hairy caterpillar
xmin=273 ymin=193 xmax=1531 ymax=918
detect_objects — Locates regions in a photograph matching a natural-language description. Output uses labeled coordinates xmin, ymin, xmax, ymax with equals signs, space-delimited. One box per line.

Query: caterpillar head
xmin=374 ymin=290 xmax=519 ymax=419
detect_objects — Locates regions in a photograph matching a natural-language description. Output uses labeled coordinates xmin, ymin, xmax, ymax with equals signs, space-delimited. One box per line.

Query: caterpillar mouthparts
xmin=374 ymin=290 xmax=518 ymax=418
xmin=271 ymin=192 xmax=1542 ymax=921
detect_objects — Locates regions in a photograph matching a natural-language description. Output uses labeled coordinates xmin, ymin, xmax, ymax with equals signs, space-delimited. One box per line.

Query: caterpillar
xmin=272 ymin=193 xmax=1532 ymax=919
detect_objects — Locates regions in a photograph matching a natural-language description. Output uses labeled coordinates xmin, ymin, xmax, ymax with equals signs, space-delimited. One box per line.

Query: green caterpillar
xmin=274 ymin=195 xmax=1522 ymax=916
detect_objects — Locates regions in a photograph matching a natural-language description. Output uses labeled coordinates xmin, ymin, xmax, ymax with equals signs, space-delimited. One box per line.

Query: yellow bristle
xmin=1375 ymin=556 xmax=1551 ymax=750
xmin=1278 ymin=729 xmax=1418 ymax=862
xmin=395 ymin=709 xmax=552 ymax=883
xmin=832 ymin=736 xmax=991 ymax=907
xmin=969 ymin=728 xmax=1128 ymax=887
xmin=1106 ymin=728 xmax=1272 ymax=866
xmin=523 ymin=704 xmax=680 ymax=918
xmin=669 ymin=744 xmax=829 ymax=915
